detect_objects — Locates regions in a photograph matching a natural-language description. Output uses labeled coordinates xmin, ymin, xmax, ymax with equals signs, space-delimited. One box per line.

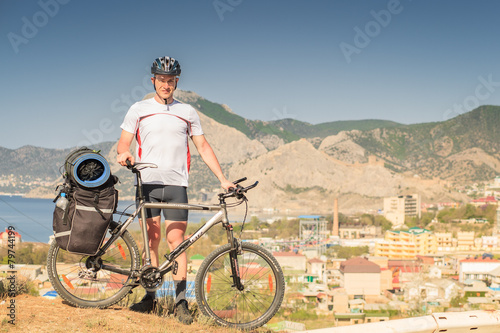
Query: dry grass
xmin=0 ymin=295 xmax=274 ymax=333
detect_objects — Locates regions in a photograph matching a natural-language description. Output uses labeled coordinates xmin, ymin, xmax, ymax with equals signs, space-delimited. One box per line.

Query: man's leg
xmin=129 ymin=216 xmax=161 ymax=313
xmin=142 ymin=216 xmax=162 ymax=266
xmin=165 ymin=220 xmax=188 ymax=291
xmin=165 ymin=219 xmax=192 ymax=324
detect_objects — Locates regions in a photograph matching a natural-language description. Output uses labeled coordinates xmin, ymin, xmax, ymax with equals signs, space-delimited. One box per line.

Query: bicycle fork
xmin=225 ymin=223 xmax=244 ymax=291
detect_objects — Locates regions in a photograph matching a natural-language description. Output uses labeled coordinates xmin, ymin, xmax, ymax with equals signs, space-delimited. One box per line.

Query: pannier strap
xmin=76 ymin=205 xmax=114 ymax=214
xmin=93 ymin=193 xmax=106 ymax=219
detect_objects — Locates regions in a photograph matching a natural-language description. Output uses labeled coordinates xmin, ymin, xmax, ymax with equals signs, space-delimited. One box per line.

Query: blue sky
xmin=1 ymin=0 xmax=500 ymax=149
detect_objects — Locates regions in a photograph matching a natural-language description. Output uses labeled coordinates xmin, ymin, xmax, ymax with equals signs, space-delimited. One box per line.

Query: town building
xmin=272 ymin=251 xmax=307 ymax=272
xmin=470 ymin=196 xmax=498 ymax=207
xmin=340 ymin=257 xmax=381 ymax=297
xmin=339 ymin=224 xmax=381 ymax=239
xmin=374 ymin=227 xmax=437 ymax=259
xmin=457 ymin=231 xmax=475 ymax=250
xmin=383 ymin=194 xmax=421 ymax=226
xmin=307 ymin=258 xmax=326 ymax=282
xmin=485 ymin=176 xmax=500 ymax=198
xmin=435 ymin=232 xmax=453 ymax=249
xmin=459 ymin=257 xmax=500 ymax=283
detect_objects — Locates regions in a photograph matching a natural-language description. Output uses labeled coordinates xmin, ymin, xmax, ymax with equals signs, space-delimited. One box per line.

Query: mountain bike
xmin=47 ymin=162 xmax=285 ymax=330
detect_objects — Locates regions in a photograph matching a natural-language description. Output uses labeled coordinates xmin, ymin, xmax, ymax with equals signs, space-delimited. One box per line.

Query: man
xmin=117 ymin=56 xmax=234 ymax=324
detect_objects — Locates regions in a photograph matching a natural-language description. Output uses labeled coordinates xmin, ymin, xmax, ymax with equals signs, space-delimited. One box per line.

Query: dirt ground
xmin=0 ymin=295 xmax=272 ymax=333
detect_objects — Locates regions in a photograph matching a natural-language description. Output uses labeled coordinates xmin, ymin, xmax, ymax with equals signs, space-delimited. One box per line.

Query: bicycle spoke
xmin=47 ymin=225 xmax=139 ymax=307
xmin=196 ymin=243 xmax=284 ymax=330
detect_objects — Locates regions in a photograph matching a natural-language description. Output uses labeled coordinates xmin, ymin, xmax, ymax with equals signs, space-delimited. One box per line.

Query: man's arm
xmin=191 ymin=134 xmax=234 ymax=190
xmin=117 ymin=130 xmax=135 ymax=166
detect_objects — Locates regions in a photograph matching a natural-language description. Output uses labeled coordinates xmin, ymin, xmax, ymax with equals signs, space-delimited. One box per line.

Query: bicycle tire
xmin=47 ymin=221 xmax=140 ymax=308
xmin=195 ymin=242 xmax=285 ymax=330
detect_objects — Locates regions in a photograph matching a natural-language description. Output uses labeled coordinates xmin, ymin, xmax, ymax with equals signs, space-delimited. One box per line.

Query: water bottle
xmin=56 ymin=192 xmax=69 ymax=211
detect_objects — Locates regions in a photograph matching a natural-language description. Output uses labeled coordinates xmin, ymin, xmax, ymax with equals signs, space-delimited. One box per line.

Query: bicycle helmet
xmin=151 ymin=56 xmax=181 ymax=76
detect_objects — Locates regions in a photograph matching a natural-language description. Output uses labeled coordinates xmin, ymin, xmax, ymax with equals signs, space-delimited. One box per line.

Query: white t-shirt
xmin=120 ymin=98 xmax=204 ymax=186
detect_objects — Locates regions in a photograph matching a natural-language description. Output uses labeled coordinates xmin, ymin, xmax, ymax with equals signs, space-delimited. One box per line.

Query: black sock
xmin=174 ymin=280 xmax=186 ymax=305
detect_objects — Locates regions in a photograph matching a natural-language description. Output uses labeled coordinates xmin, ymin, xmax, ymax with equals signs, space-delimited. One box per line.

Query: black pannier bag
xmin=52 ymin=148 xmax=118 ymax=255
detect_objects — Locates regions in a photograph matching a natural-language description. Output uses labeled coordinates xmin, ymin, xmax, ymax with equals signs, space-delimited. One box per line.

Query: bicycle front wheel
xmin=195 ymin=242 xmax=285 ymax=330
xmin=47 ymin=222 xmax=140 ymax=308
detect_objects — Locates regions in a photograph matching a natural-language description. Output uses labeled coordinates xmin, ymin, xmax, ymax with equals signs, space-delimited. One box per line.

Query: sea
xmin=0 ymin=195 xmax=237 ymax=244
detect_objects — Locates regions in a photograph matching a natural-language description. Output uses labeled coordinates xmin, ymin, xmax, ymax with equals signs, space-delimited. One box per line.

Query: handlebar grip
xmin=243 ymin=181 xmax=259 ymax=191
xmin=125 ymin=159 xmax=133 ymax=169
xmin=232 ymin=177 xmax=247 ymax=185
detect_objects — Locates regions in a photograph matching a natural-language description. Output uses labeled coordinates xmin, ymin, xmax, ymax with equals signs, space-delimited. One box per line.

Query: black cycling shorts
xmin=136 ymin=184 xmax=188 ymax=221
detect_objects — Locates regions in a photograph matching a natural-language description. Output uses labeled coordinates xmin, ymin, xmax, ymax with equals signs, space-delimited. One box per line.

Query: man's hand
xmin=117 ymin=151 xmax=134 ymax=166
xmin=220 ymin=179 xmax=236 ymax=191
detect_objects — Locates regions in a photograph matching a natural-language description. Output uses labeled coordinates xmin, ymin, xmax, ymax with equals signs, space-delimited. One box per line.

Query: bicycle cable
xmin=238 ymin=198 xmax=249 ymax=239
xmin=116 ymin=202 xmax=136 ymax=223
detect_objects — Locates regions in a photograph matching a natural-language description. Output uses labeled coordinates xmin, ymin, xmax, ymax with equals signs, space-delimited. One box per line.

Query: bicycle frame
xmin=98 ymin=164 xmax=242 ymax=287
xmin=47 ymin=162 xmax=282 ymax=330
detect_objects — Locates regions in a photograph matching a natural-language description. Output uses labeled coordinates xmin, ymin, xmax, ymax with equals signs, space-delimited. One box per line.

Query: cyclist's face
xmin=152 ymin=74 xmax=178 ymax=100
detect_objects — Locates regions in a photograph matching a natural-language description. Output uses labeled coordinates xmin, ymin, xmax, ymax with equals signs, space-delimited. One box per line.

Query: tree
xmin=374 ymin=215 xmax=393 ymax=232
xmin=336 ymin=246 xmax=369 ymax=259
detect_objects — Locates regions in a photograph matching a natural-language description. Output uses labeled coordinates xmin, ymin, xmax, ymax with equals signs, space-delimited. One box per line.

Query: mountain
xmin=2 ymin=92 xmax=498 ymax=214
xmin=269 ymin=118 xmax=402 ymax=139
xmin=317 ymin=105 xmax=500 ymax=182
xmin=227 ymin=139 xmax=470 ymax=213
xmin=174 ymin=90 xmax=402 ymax=149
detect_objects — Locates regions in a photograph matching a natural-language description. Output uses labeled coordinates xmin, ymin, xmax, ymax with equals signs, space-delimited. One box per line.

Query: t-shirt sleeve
xmin=189 ymin=107 xmax=204 ymax=136
xmin=120 ymin=104 xmax=139 ymax=134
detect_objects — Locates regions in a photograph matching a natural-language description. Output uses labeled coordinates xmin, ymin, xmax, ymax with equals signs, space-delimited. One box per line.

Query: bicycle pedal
xmin=172 ymin=261 xmax=178 ymax=275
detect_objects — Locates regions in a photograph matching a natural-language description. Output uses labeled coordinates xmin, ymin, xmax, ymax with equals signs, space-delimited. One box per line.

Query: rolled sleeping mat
xmin=64 ymin=148 xmax=111 ymax=188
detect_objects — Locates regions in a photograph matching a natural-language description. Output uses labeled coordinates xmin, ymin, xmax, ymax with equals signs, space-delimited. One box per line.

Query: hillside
xmin=174 ymin=90 xmax=402 ymax=149
xmin=1 ymin=92 xmax=498 ymax=213
xmin=318 ymin=106 xmax=500 ymax=182
xmin=228 ymin=139 xmax=469 ymax=213
xmin=270 ymin=118 xmax=402 ymax=139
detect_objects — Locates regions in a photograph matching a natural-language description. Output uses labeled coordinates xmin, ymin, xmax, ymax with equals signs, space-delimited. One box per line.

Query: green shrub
xmin=289 ymin=309 xmax=318 ymax=321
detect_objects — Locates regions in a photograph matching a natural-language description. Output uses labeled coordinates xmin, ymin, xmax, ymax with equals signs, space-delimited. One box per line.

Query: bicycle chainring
xmin=139 ymin=266 xmax=163 ymax=290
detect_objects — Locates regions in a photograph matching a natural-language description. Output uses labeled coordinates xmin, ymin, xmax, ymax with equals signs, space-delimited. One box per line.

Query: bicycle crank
xmin=139 ymin=266 xmax=163 ymax=291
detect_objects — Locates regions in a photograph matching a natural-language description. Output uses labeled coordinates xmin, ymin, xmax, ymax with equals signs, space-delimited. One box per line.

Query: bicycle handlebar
xmin=122 ymin=161 xmax=256 ymax=201
xmin=222 ymin=180 xmax=259 ymax=200
xmin=232 ymin=177 xmax=247 ymax=185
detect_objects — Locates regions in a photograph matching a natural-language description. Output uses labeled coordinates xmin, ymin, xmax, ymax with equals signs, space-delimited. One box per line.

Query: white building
xmin=459 ymin=257 xmax=500 ymax=283
xmin=272 ymin=252 xmax=307 ymax=272
xmin=384 ymin=194 xmax=421 ymax=227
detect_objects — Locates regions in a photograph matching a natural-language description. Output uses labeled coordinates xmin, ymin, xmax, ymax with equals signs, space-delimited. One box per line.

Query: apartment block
xmin=375 ymin=227 xmax=437 ymax=259
xmin=435 ymin=232 xmax=453 ymax=249
xmin=384 ymin=194 xmax=421 ymax=227
xmin=457 ymin=231 xmax=475 ymax=250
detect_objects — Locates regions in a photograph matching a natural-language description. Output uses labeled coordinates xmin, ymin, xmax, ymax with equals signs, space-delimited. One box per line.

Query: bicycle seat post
xmin=134 ymin=167 xmax=145 ymax=202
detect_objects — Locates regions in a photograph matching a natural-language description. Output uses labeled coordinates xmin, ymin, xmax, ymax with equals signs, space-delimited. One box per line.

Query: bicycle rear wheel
xmin=47 ymin=221 xmax=140 ymax=308
xmin=195 ymin=242 xmax=284 ymax=330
